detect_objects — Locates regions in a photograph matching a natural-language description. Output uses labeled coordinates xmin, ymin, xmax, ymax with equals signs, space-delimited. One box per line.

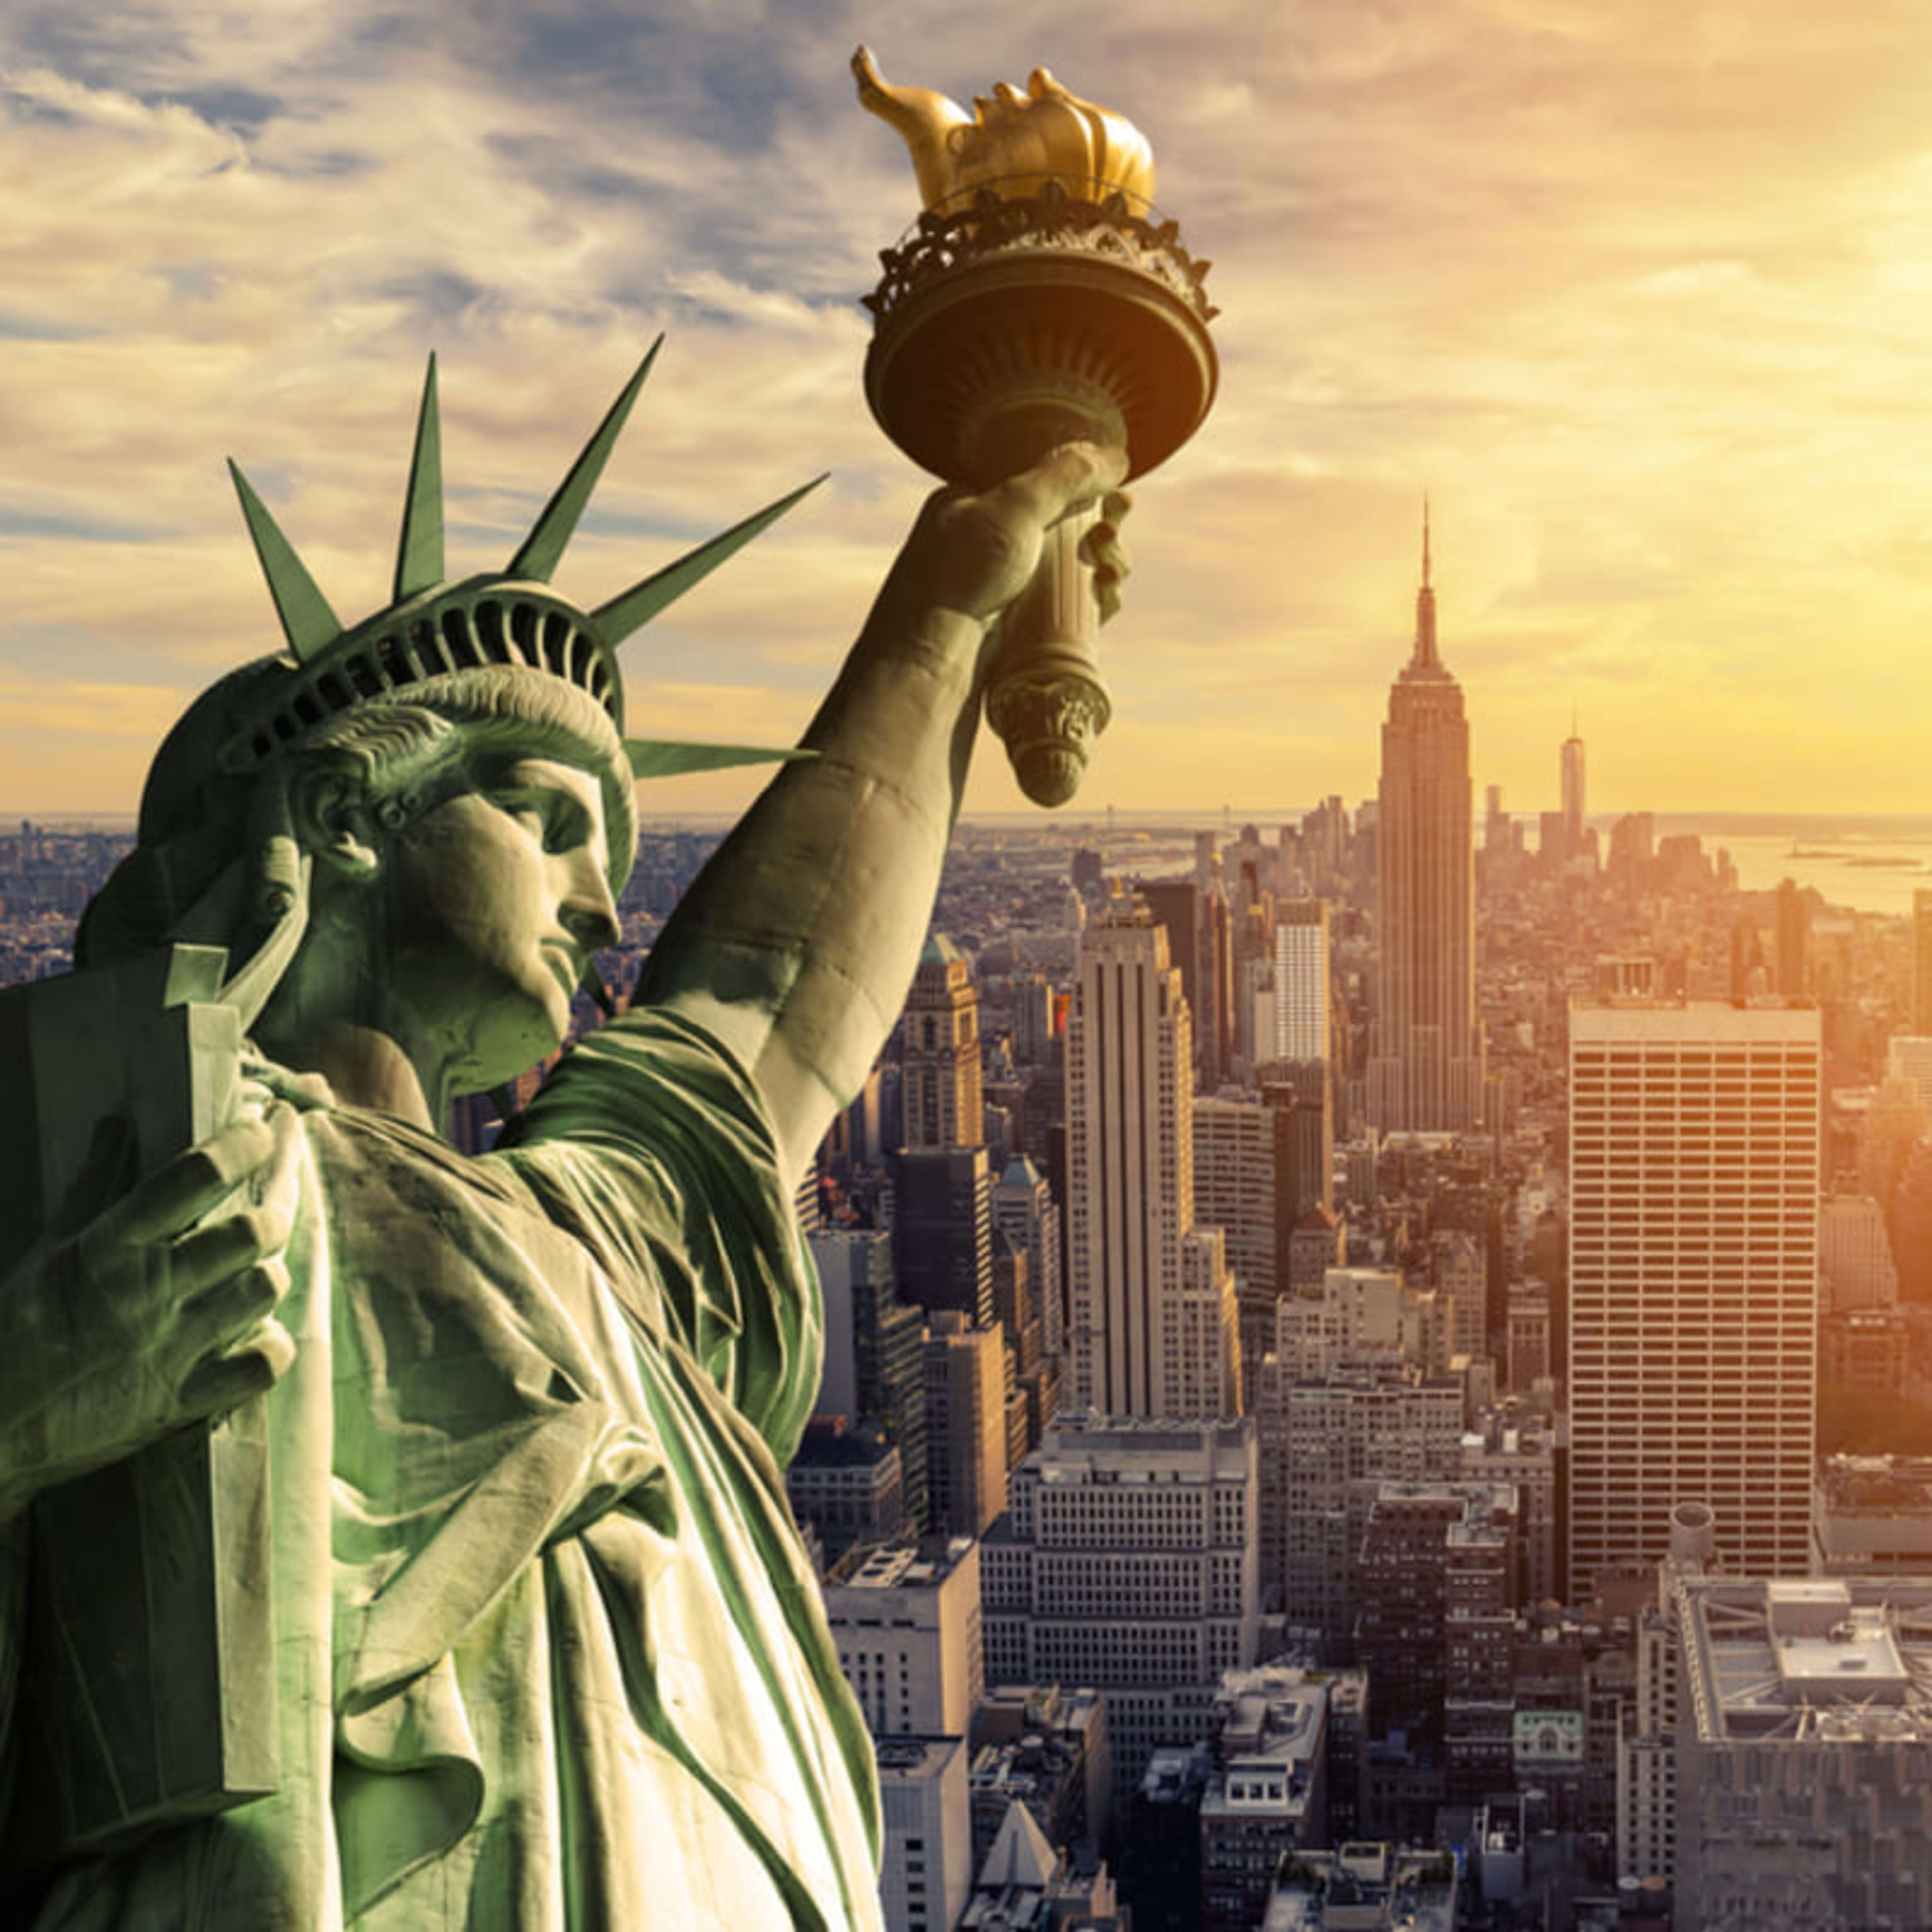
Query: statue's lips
xmin=540 ymin=939 xmax=582 ymax=999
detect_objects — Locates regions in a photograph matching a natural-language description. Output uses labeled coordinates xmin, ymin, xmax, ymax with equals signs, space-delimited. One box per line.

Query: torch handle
xmin=984 ymin=505 xmax=1113 ymax=808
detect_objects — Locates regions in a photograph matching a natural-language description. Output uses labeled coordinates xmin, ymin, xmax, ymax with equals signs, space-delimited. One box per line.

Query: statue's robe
xmin=25 ymin=1009 xmax=883 ymax=1930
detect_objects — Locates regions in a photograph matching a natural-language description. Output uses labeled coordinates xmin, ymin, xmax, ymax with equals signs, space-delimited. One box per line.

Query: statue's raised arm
xmin=622 ymin=439 xmax=1127 ymax=1184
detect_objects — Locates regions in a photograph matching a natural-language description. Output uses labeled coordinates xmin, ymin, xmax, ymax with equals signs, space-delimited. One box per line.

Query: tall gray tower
xmin=1366 ymin=508 xmax=1485 ymax=1133
xmin=1561 ymin=712 xmax=1586 ymax=861
xmin=895 ymin=935 xmax=995 ymax=1328
xmin=1065 ymin=905 xmax=1240 ymax=1418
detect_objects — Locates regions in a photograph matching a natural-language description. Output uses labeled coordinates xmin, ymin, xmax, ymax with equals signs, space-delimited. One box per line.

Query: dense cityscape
xmin=7 ymin=542 xmax=1932 ymax=1932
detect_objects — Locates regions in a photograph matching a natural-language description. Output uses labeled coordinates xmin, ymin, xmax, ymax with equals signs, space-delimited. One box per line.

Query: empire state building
xmin=1366 ymin=512 xmax=1485 ymax=1133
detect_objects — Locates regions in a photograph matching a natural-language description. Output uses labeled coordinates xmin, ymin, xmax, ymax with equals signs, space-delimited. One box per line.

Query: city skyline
xmin=3 ymin=5 xmax=1931 ymax=820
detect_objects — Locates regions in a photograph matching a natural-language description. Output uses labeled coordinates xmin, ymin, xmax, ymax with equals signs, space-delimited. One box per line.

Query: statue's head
xmin=78 ymin=348 xmax=816 ymax=1059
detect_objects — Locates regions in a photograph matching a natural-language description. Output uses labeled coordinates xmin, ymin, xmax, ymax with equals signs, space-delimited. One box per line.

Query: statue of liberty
xmin=0 ymin=343 xmax=1127 ymax=1929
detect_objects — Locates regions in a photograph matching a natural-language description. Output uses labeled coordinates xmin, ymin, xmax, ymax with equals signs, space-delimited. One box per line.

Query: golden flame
xmin=854 ymin=46 xmax=1157 ymax=215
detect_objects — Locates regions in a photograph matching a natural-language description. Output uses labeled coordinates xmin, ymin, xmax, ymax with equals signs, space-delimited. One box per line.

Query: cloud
xmin=0 ymin=0 xmax=1930 ymax=819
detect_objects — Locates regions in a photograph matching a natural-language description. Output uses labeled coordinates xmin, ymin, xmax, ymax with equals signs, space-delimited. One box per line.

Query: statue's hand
xmin=1082 ymin=482 xmax=1133 ymax=627
xmin=909 ymin=441 xmax=1132 ymax=628
xmin=0 ymin=1105 xmax=299 ymax=1521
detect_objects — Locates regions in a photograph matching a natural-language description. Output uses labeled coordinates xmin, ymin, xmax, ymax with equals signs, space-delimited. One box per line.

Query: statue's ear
xmin=286 ymin=762 xmax=383 ymax=883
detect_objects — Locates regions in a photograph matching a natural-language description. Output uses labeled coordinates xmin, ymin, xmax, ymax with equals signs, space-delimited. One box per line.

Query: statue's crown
xmin=219 ymin=342 xmax=818 ymax=788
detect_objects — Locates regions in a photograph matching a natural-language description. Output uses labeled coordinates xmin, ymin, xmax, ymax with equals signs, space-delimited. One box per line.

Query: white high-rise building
xmin=1066 ymin=905 xmax=1240 ymax=1419
xmin=992 ymin=1155 xmax=1063 ymax=1358
xmin=1567 ymin=1002 xmax=1821 ymax=1591
xmin=874 ymin=1735 xmax=974 ymax=1932
xmin=821 ymin=1538 xmax=984 ymax=1739
xmin=1190 ymin=1097 xmax=1282 ymax=1308
xmin=1817 ymin=1193 xmax=1898 ymax=1312
xmin=1885 ymin=1032 xmax=1932 ymax=1121
xmin=1174 ymin=1227 xmax=1242 ymax=1421
xmin=981 ymin=1416 xmax=1259 ymax=1803
xmin=1271 ymin=900 xmax=1330 ymax=1065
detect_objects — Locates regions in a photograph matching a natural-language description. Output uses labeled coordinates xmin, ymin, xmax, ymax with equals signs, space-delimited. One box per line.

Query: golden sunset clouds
xmin=2 ymin=2 xmax=1929 ymax=818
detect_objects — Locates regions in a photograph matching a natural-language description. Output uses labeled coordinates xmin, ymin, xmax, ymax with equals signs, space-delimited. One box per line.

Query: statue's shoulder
xmin=506 ymin=1002 xmax=782 ymax=1171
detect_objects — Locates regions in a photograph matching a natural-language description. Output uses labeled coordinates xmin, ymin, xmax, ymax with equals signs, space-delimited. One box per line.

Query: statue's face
xmin=376 ymin=755 xmax=621 ymax=1094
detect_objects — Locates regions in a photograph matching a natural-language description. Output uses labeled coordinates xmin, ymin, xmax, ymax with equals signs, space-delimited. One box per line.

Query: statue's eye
xmin=497 ymin=799 xmax=545 ymax=838
xmin=493 ymin=788 xmax=589 ymax=855
xmin=491 ymin=791 xmax=552 ymax=844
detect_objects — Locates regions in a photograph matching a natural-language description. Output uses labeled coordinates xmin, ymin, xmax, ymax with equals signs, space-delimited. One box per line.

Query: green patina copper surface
xmin=0 ymin=342 xmax=1129 ymax=1926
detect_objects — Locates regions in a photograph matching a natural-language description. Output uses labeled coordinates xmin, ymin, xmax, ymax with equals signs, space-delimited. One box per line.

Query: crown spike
xmin=509 ymin=339 xmax=664 ymax=584
xmin=592 ymin=475 xmax=827 ymax=647
xmin=394 ymin=353 xmax=444 ymax=601
xmin=227 ymin=459 xmax=343 ymax=664
xmin=624 ymin=740 xmax=818 ymax=780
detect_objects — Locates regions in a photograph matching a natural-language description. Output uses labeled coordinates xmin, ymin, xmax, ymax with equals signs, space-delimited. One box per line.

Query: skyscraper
xmin=895 ymin=1149 xmax=996 ymax=1329
xmin=1271 ymin=899 xmax=1330 ymax=1065
xmin=1138 ymin=876 xmax=1209 ymax=1089
xmin=1140 ymin=873 xmax=1232 ymax=1091
xmin=1065 ymin=904 xmax=1240 ymax=1418
xmin=1366 ymin=511 xmax=1484 ymax=1133
xmin=1914 ymin=890 xmax=1932 ymax=1034
xmin=1193 ymin=1093 xmax=1294 ymax=1372
xmin=1567 ymin=1002 xmax=1821 ymax=1591
xmin=1483 ymin=783 xmax=1508 ymax=853
xmin=923 ymin=1311 xmax=1010 ymax=1538
xmin=992 ymin=1154 xmax=1064 ymax=1357
xmin=896 ymin=934 xmax=996 ymax=1328
xmin=1561 ymin=714 xmax=1586 ymax=861
xmin=1774 ymin=877 xmax=1808 ymax=999
xmin=809 ymin=1226 xmax=930 ymax=1530
xmin=902 ymin=934 xmax=984 ymax=1151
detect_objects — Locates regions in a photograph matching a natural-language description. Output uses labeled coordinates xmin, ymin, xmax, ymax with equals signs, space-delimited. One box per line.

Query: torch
xmin=854 ymin=48 xmax=1219 ymax=807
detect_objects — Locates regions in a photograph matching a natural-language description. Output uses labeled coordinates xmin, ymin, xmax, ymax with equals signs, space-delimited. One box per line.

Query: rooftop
xmin=827 ymin=1535 xmax=975 ymax=1591
xmin=1679 ymin=1576 xmax=1932 ymax=1744
xmin=1818 ymin=1454 xmax=1932 ymax=1512
xmin=874 ymin=1734 xmax=964 ymax=1780
xmin=1258 ymin=1844 xmax=1458 ymax=1931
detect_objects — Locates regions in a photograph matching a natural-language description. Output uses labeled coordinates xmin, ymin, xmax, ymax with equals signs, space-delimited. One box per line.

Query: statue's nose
xmin=559 ymin=860 xmax=620 ymax=955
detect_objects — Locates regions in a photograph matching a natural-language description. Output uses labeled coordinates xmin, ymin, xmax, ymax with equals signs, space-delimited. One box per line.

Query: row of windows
xmin=1571 ymin=1233 xmax=1819 ymax=1245
xmin=1570 ymin=1052 xmax=1817 ymax=1068
xmin=1569 ymin=1262 xmax=1818 ymax=1277
xmin=1570 ymin=1108 xmax=1818 ymax=1123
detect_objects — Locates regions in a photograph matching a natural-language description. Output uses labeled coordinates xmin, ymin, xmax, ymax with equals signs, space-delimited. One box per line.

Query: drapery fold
xmin=20 ymin=1012 xmax=881 ymax=1930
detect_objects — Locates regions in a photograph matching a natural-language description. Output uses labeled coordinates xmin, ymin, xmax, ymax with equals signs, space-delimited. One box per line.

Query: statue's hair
xmin=298 ymin=667 xmax=636 ymax=872
xmin=76 ymin=665 xmax=636 ymax=972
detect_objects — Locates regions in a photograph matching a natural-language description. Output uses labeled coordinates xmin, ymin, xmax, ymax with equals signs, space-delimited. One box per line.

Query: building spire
xmin=1413 ymin=493 xmax=1438 ymax=668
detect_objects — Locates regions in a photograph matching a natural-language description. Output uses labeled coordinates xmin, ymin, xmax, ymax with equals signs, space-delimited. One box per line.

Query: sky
xmin=3 ymin=1 xmax=1931 ymax=823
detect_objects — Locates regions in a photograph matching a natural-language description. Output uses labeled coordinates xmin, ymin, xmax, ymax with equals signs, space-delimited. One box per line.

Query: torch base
xmin=863 ymin=184 xmax=1218 ymax=487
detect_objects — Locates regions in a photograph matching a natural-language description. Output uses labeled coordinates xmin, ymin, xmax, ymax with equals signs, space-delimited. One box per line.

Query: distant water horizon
xmin=12 ymin=806 xmax=1932 ymax=918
